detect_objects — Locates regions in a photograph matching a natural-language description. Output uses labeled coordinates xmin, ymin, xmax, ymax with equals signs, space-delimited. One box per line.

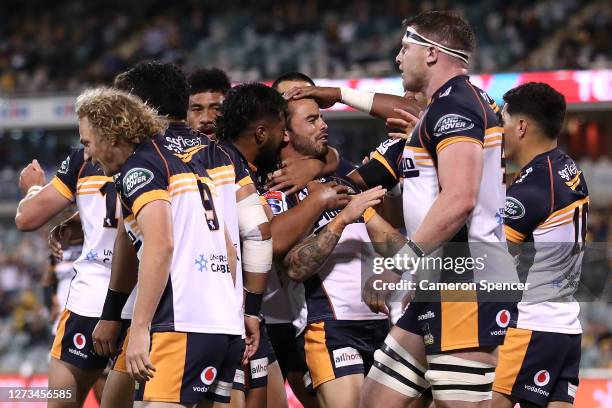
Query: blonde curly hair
xmin=75 ymin=87 xmax=167 ymax=145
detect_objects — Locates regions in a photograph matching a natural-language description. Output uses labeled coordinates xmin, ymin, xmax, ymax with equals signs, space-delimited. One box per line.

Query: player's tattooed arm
xmin=284 ymin=186 xmax=386 ymax=282
xmin=283 ymin=220 xmax=344 ymax=283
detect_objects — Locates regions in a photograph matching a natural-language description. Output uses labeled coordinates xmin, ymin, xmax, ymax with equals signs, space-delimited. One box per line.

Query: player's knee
xmin=425 ymin=354 xmax=495 ymax=403
xmin=366 ymin=336 xmax=429 ymax=400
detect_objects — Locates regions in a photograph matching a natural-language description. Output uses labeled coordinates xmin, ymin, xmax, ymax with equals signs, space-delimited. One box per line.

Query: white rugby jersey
xmin=117 ymin=138 xmax=242 ymax=335
xmin=161 ymin=123 xmax=254 ymax=335
xmin=281 ymin=168 xmax=387 ymax=323
xmin=51 ymin=245 xmax=80 ymax=334
xmin=505 ymin=148 xmax=588 ymax=334
xmin=357 ymin=75 xmax=515 ymax=285
xmin=50 ymin=149 xmax=135 ymax=319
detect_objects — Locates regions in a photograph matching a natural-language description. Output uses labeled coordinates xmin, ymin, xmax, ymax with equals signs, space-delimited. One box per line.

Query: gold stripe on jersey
xmin=404 ymin=145 xmax=429 ymax=154
xmin=538 ymin=197 xmax=589 ymax=228
xmin=143 ymin=332 xmax=187 ymax=402
xmin=440 ymin=291 xmax=479 ymax=351
xmin=304 ymin=322 xmax=336 ymax=387
xmin=415 ymin=160 xmax=434 ymax=167
xmin=565 ymin=171 xmax=582 ymax=190
xmin=505 ymin=225 xmax=526 ymax=243
xmin=372 ymin=151 xmax=398 ymax=180
xmin=436 ymin=136 xmax=484 ymax=154
xmin=51 ymin=177 xmax=74 ymax=200
xmin=132 ymin=189 xmax=171 ymax=216
xmin=174 ymin=145 xmax=206 ymax=163
xmin=492 ymin=328 xmax=532 ymax=394
xmin=238 ymin=175 xmax=254 ymax=187
xmin=485 ymin=126 xmax=503 ymax=135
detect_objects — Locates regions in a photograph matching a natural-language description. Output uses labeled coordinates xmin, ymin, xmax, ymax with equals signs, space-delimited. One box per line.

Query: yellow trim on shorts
xmin=51 ymin=309 xmax=71 ymax=359
xmin=492 ymin=327 xmax=532 ymax=395
xmin=304 ymin=322 xmax=336 ymax=388
xmin=440 ymin=290 xmax=479 ymax=351
xmin=142 ymin=332 xmax=188 ymax=402
xmin=112 ymin=327 xmax=130 ymax=373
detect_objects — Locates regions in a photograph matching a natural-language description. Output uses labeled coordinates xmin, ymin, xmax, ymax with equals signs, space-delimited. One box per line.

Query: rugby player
xmin=15 ymin=118 xmax=134 ymax=408
xmin=187 ymin=68 xmax=231 ymax=138
xmin=315 ymin=11 xmax=516 ymax=407
xmin=75 ymin=87 xmax=246 ymax=407
xmin=216 ymin=83 xmax=358 ymax=408
xmin=492 ymin=83 xmax=587 ymax=407
xmin=94 ymin=62 xmax=271 ymax=407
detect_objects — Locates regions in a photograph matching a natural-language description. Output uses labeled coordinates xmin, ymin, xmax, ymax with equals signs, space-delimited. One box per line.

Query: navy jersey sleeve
xmin=355 ymin=137 xmax=405 ymax=189
xmin=424 ymin=93 xmax=486 ymax=155
xmin=504 ymin=168 xmax=552 ymax=243
xmin=50 ymin=148 xmax=86 ymax=201
xmin=116 ymin=147 xmax=170 ymax=217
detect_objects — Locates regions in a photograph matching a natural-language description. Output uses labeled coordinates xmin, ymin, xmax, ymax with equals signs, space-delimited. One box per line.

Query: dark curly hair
xmin=114 ymin=61 xmax=189 ymax=119
xmin=216 ymin=83 xmax=287 ymax=141
xmin=503 ymin=82 xmax=566 ymax=139
xmin=187 ymin=68 xmax=231 ymax=96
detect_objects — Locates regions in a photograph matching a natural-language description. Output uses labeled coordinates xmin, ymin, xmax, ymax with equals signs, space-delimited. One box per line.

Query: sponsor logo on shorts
xmin=568 ymin=382 xmax=577 ymax=398
xmin=234 ymin=369 xmax=245 ymax=385
xmin=433 ymin=114 xmax=474 ymax=137
xmin=524 ymin=384 xmax=550 ymax=397
xmin=495 ymin=309 xmax=510 ymax=328
xmin=122 ymin=168 xmax=154 ymax=198
xmin=250 ymin=357 xmax=269 ymax=379
xmin=534 ymin=370 xmax=550 ymax=387
xmin=73 ymin=333 xmax=86 ymax=350
xmin=504 ymin=197 xmax=525 ymax=220
xmin=417 ymin=310 xmax=435 ymax=321
xmin=200 ymin=366 xmax=217 ymax=386
xmin=67 ymin=332 xmax=89 ymax=359
xmin=333 ymin=347 xmax=363 ymax=368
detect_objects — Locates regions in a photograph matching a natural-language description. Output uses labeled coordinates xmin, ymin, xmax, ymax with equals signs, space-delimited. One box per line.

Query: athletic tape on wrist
xmin=340 ymin=87 xmax=375 ymax=113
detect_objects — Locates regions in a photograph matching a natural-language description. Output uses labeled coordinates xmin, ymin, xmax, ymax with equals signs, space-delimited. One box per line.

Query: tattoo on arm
xmin=284 ymin=226 xmax=342 ymax=282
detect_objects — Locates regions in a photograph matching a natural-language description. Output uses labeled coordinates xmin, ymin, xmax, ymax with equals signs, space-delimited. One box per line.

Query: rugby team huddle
xmin=15 ymin=10 xmax=588 ymax=408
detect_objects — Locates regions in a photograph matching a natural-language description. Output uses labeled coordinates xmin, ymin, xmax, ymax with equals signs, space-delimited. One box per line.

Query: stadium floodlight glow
xmin=404 ymin=26 xmax=471 ymax=64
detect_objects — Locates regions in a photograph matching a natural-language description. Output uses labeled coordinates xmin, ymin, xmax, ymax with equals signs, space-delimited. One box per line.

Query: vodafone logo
xmin=534 ymin=370 xmax=550 ymax=387
xmin=73 ymin=333 xmax=86 ymax=350
xmin=200 ymin=367 xmax=217 ymax=386
xmin=495 ymin=309 xmax=510 ymax=328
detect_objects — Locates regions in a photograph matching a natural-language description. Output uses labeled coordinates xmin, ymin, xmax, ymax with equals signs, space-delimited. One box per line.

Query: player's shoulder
xmin=118 ymin=141 xmax=167 ymax=183
xmin=57 ymin=147 xmax=86 ymax=175
xmin=548 ymin=149 xmax=589 ymax=209
xmin=426 ymin=76 xmax=497 ymax=131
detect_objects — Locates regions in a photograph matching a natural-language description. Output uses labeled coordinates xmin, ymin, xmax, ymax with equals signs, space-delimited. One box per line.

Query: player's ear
xmin=518 ymin=118 xmax=528 ymax=140
xmin=254 ymin=124 xmax=267 ymax=144
xmin=426 ymin=46 xmax=438 ymax=64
